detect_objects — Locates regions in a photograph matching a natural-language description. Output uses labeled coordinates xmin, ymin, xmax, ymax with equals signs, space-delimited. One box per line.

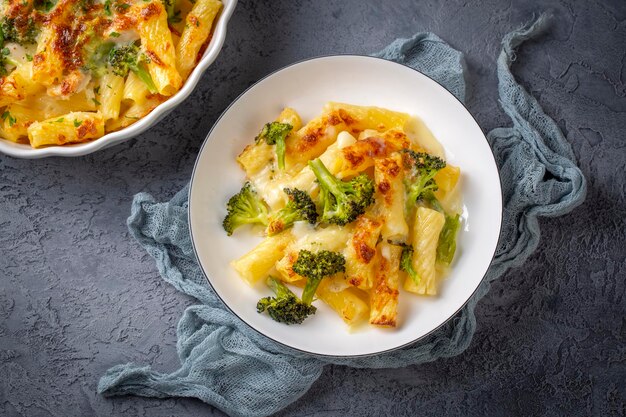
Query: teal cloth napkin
xmin=98 ymin=15 xmax=586 ymax=417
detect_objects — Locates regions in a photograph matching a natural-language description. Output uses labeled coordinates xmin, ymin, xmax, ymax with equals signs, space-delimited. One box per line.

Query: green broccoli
xmin=437 ymin=213 xmax=461 ymax=265
xmin=0 ymin=47 xmax=15 ymax=76
xmin=162 ymin=0 xmax=175 ymax=16
xmin=403 ymin=150 xmax=446 ymax=210
xmin=222 ymin=182 xmax=269 ymax=236
xmin=108 ymin=43 xmax=158 ymax=93
xmin=256 ymin=121 xmax=292 ymax=170
xmin=34 ymin=0 xmax=57 ymax=12
xmin=399 ymin=243 xmax=420 ymax=285
xmin=78 ymin=0 xmax=95 ymax=11
xmin=0 ymin=17 xmax=39 ymax=45
xmin=292 ymin=249 xmax=346 ymax=305
xmin=425 ymin=193 xmax=461 ymax=266
xmin=308 ymin=158 xmax=374 ymax=226
xmin=161 ymin=0 xmax=182 ymax=23
xmin=267 ymin=188 xmax=318 ymax=235
xmin=256 ymin=276 xmax=317 ymax=325
xmin=83 ymin=41 xmax=114 ymax=77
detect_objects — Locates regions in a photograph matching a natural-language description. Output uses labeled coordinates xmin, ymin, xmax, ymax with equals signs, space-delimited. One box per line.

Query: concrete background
xmin=1 ymin=0 xmax=624 ymax=416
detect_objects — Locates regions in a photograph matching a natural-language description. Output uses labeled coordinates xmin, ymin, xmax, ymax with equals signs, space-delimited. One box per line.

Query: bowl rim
xmin=0 ymin=0 xmax=238 ymax=159
xmin=188 ymin=54 xmax=503 ymax=358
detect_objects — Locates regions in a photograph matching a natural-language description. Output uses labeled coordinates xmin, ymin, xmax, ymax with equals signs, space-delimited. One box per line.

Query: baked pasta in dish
xmin=0 ymin=0 xmax=222 ymax=147
xmin=223 ymin=103 xmax=464 ymax=329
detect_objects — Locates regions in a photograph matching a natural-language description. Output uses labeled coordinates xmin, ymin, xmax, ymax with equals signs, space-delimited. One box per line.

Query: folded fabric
xmin=98 ymin=14 xmax=586 ymax=417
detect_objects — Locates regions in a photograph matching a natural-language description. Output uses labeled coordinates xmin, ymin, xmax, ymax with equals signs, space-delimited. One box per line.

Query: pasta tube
xmin=324 ymin=102 xmax=411 ymax=134
xmin=370 ymin=241 xmax=401 ymax=327
xmin=317 ymin=281 xmax=369 ymax=325
xmin=230 ymin=231 xmax=294 ymax=286
xmin=276 ymin=225 xmax=352 ymax=283
xmin=98 ymin=73 xmax=125 ymax=121
xmin=27 ymin=112 xmax=105 ymax=148
xmin=284 ymin=110 xmax=349 ymax=169
xmin=374 ymin=153 xmax=408 ymax=242
xmin=404 ymin=207 xmax=445 ymax=295
xmin=176 ymin=0 xmax=222 ymax=80
xmin=344 ymin=215 xmax=383 ymax=290
xmin=136 ymin=1 xmax=182 ymax=96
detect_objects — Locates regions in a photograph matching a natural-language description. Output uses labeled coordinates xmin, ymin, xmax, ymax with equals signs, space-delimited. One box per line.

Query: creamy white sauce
xmin=5 ymin=42 xmax=26 ymax=64
xmin=249 ymin=165 xmax=288 ymax=210
xmin=326 ymin=276 xmax=350 ymax=293
xmin=291 ymin=221 xmax=316 ymax=240
xmin=109 ymin=30 xmax=140 ymax=44
xmin=74 ymin=72 xmax=92 ymax=94
xmin=381 ymin=244 xmax=391 ymax=261
xmin=404 ymin=116 xmax=445 ymax=158
xmin=336 ymin=131 xmax=356 ymax=148
xmin=357 ymin=129 xmax=380 ymax=140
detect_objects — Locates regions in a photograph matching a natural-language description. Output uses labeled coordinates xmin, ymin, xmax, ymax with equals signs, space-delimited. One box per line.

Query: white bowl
xmin=189 ymin=55 xmax=502 ymax=357
xmin=0 ymin=0 xmax=237 ymax=159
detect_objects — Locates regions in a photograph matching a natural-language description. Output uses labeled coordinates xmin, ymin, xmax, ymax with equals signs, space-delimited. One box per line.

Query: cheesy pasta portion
xmin=0 ymin=0 xmax=222 ymax=147
xmin=224 ymin=103 xmax=464 ymax=330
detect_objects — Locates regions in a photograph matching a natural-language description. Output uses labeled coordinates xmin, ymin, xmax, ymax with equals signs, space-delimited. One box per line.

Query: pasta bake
xmin=0 ymin=0 xmax=222 ymax=147
xmin=223 ymin=103 xmax=463 ymax=329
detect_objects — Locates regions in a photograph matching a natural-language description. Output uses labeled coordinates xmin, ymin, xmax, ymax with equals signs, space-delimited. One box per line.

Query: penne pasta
xmin=266 ymin=131 xmax=357 ymax=207
xmin=105 ymin=95 xmax=168 ymax=132
xmin=276 ymin=225 xmax=352 ymax=283
xmin=374 ymin=153 xmax=408 ymax=242
xmin=404 ymin=207 xmax=446 ymax=295
xmin=231 ymin=232 xmax=294 ymax=286
xmin=317 ymin=280 xmax=369 ymax=325
xmin=277 ymin=107 xmax=303 ymax=131
xmin=290 ymin=277 xmax=370 ymax=325
xmin=136 ymin=1 xmax=183 ymax=96
xmin=344 ymin=215 xmax=384 ymax=290
xmin=284 ymin=110 xmax=349 ymax=170
xmin=237 ymin=107 xmax=304 ymax=178
xmin=31 ymin=26 xmax=65 ymax=87
xmin=99 ymin=73 xmax=125 ymax=121
xmin=27 ymin=112 xmax=105 ymax=148
xmin=176 ymin=0 xmax=222 ymax=80
xmin=324 ymin=102 xmax=411 ymax=134
xmin=370 ymin=241 xmax=401 ymax=327
xmin=0 ymin=73 xmax=26 ymax=107
xmin=123 ymin=72 xmax=150 ymax=106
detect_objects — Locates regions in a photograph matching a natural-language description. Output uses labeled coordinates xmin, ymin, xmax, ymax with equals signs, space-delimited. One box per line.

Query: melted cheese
xmin=0 ymin=0 xmax=221 ymax=146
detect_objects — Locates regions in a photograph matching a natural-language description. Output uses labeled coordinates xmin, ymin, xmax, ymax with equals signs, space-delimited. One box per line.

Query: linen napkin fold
xmin=98 ymin=15 xmax=586 ymax=417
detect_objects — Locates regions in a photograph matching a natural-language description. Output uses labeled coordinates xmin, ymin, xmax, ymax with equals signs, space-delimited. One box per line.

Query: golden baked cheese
xmin=0 ymin=0 xmax=222 ymax=147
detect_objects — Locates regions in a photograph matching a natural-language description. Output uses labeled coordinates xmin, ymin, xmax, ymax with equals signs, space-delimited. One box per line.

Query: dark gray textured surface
xmin=1 ymin=0 xmax=625 ymax=416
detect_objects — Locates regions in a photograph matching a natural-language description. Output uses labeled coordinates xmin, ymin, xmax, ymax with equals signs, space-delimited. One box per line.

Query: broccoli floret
xmin=424 ymin=193 xmax=461 ymax=266
xmin=108 ymin=43 xmax=157 ymax=93
xmin=222 ymin=182 xmax=269 ymax=236
xmin=256 ymin=122 xmax=292 ymax=170
xmin=267 ymin=188 xmax=318 ymax=236
xmin=399 ymin=243 xmax=420 ymax=286
xmin=0 ymin=14 xmax=38 ymax=75
xmin=0 ymin=48 xmax=13 ymax=76
xmin=83 ymin=41 xmax=114 ymax=77
xmin=308 ymin=158 xmax=374 ymax=226
xmin=0 ymin=17 xmax=39 ymax=45
xmin=161 ymin=0 xmax=182 ymax=23
xmin=403 ymin=150 xmax=446 ymax=210
xmin=78 ymin=0 xmax=95 ymax=11
xmin=437 ymin=213 xmax=461 ymax=265
xmin=257 ymin=276 xmax=317 ymax=325
xmin=292 ymin=249 xmax=346 ymax=305
xmin=162 ymin=0 xmax=175 ymax=16
xmin=34 ymin=0 xmax=57 ymax=12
